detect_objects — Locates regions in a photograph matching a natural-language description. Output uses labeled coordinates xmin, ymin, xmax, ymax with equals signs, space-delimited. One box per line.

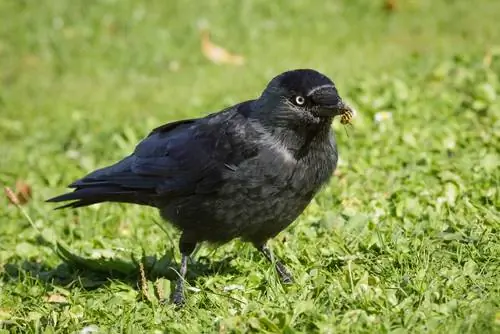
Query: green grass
xmin=1 ymin=0 xmax=500 ymax=333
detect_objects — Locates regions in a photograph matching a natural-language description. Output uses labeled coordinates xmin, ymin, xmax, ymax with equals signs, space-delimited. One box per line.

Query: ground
xmin=1 ymin=0 xmax=499 ymax=333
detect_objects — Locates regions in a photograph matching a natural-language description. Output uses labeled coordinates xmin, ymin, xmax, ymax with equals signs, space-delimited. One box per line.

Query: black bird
xmin=47 ymin=69 xmax=351 ymax=305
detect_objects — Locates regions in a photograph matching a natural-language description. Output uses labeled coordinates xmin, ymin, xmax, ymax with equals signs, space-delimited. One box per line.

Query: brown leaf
xmin=15 ymin=180 xmax=32 ymax=204
xmin=45 ymin=294 xmax=68 ymax=304
xmin=201 ymin=29 xmax=245 ymax=66
xmin=383 ymin=0 xmax=397 ymax=12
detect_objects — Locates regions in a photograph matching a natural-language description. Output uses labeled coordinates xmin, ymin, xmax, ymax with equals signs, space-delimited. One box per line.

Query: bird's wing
xmin=69 ymin=104 xmax=257 ymax=197
xmin=131 ymin=120 xmax=232 ymax=195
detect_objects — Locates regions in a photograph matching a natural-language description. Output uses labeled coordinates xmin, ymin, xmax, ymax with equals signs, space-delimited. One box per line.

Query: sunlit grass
xmin=1 ymin=1 xmax=499 ymax=333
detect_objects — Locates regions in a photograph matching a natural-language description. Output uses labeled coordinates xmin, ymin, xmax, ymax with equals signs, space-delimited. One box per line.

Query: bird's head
xmin=251 ymin=69 xmax=351 ymax=130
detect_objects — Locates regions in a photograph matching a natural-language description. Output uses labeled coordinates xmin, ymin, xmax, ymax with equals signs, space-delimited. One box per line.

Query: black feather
xmin=276 ymin=69 xmax=334 ymax=95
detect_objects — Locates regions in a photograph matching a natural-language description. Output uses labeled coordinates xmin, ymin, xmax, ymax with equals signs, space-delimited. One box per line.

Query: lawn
xmin=1 ymin=0 xmax=499 ymax=333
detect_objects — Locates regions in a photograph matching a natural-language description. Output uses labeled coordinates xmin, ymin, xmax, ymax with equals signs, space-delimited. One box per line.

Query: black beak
xmin=332 ymin=99 xmax=352 ymax=116
xmin=310 ymin=85 xmax=351 ymax=117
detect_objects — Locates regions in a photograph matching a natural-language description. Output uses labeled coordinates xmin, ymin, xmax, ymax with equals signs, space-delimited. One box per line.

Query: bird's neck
xmin=251 ymin=118 xmax=333 ymax=160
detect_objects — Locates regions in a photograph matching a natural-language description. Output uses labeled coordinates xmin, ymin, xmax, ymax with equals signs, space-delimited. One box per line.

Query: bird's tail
xmin=46 ymin=186 xmax=145 ymax=209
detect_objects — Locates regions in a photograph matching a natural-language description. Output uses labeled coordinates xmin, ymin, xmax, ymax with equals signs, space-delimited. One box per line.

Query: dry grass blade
xmin=4 ymin=187 xmax=20 ymax=205
xmin=154 ymin=279 xmax=165 ymax=302
xmin=139 ymin=261 xmax=153 ymax=302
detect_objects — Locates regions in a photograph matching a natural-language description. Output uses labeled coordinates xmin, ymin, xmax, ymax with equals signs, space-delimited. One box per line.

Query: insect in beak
xmin=340 ymin=107 xmax=354 ymax=125
xmin=339 ymin=106 xmax=354 ymax=137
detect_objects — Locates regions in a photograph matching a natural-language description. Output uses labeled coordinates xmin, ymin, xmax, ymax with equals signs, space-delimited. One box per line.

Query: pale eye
xmin=294 ymin=95 xmax=305 ymax=105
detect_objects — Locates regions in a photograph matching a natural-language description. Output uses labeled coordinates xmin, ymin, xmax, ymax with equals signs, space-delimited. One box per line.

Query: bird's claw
xmin=276 ymin=262 xmax=294 ymax=284
xmin=280 ymin=275 xmax=293 ymax=284
xmin=171 ymin=289 xmax=185 ymax=307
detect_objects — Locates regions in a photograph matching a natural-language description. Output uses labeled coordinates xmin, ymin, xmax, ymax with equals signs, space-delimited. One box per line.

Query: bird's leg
xmin=171 ymin=253 xmax=189 ymax=306
xmin=171 ymin=237 xmax=196 ymax=306
xmin=258 ymin=243 xmax=294 ymax=284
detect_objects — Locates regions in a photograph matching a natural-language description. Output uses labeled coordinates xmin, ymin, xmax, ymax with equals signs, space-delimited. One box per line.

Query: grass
xmin=1 ymin=0 xmax=500 ymax=333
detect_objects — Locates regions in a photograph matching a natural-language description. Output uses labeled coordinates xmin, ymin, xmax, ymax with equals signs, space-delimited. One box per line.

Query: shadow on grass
xmin=0 ymin=243 xmax=241 ymax=299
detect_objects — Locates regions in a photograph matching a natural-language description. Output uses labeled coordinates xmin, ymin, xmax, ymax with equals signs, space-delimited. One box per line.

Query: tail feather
xmin=46 ymin=187 xmax=135 ymax=202
xmin=53 ymin=199 xmax=106 ymax=210
xmin=46 ymin=186 xmax=149 ymax=209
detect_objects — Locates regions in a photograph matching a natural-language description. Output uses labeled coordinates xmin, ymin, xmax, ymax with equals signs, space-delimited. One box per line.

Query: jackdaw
xmin=47 ymin=69 xmax=352 ymax=305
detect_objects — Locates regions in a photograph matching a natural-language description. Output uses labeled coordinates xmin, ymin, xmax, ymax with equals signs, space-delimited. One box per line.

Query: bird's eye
xmin=294 ymin=95 xmax=305 ymax=105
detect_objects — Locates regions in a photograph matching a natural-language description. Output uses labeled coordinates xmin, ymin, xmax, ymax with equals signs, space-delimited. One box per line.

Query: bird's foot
xmin=170 ymin=279 xmax=185 ymax=307
xmin=171 ymin=293 xmax=185 ymax=307
xmin=258 ymin=243 xmax=294 ymax=284
xmin=276 ymin=261 xmax=294 ymax=284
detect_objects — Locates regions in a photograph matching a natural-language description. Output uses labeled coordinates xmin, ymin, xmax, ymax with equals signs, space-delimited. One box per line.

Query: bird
xmin=47 ymin=69 xmax=352 ymax=306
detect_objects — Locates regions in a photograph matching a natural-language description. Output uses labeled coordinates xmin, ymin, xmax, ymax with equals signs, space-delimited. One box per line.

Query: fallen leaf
xmin=383 ymin=0 xmax=397 ymax=12
xmin=15 ymin=180 xmax=32 ymax=204
xmin=201 ymin=29 xmax=245 ymax=66
xmin=45 ymin=294 xmax=68 ymax=304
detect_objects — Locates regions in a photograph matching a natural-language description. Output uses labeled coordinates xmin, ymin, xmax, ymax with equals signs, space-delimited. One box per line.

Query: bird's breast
xmin=224 ymin=134 xmax=337 ymax=200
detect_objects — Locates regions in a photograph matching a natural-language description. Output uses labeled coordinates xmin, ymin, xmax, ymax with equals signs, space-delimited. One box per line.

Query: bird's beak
xmin=310 ymin=86 xmax=352 ymax=117
xmin=332 ymin=100 xmax=353 ymax=117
